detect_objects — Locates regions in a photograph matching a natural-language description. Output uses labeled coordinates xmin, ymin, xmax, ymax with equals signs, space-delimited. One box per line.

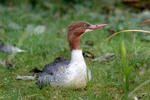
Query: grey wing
xmin=41 ymin=59 xmax=70 ymax=75
xmin=37 ymin=59 xmax=70 ymax=86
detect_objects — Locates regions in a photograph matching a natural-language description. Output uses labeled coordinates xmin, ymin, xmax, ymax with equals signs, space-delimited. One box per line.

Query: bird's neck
xmin=68 ymin=36 xmax=81 ymax=50
xmin=71 ymin=50 xmax=84 ymax=62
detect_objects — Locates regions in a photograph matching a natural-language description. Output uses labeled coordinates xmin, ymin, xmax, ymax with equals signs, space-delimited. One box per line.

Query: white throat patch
xmin=85 ymin=29 xmax=93 ymax=33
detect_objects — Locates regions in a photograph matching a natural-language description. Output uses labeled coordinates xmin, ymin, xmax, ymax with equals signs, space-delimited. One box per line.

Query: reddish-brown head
xmin=68 ymin=21 xmax=107 ymax=50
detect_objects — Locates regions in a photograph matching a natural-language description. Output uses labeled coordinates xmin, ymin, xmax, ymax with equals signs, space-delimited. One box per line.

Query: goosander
xmin=38 ymin=21 xmax=107 ymax=88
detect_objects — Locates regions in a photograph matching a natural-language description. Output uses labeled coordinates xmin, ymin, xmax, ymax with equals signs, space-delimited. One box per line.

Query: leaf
xmin=92 ymin=53 xmax=115 ymax=62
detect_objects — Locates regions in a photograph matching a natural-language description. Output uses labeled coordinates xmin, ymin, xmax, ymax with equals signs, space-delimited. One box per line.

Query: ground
xmin=0 ymin=5 xmax=150 ymax=100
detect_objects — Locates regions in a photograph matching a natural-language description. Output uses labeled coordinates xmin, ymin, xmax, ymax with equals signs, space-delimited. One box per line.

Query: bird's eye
xmin=84 ymin=24 xmax=88 ymax=28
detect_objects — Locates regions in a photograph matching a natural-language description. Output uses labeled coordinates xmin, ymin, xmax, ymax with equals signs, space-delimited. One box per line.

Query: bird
xmin=37 ymin=21 xmax=107 ymax=88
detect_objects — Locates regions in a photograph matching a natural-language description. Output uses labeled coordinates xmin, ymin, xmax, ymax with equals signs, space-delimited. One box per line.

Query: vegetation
xmin=0 ymin=1 xmax=150 ymax=100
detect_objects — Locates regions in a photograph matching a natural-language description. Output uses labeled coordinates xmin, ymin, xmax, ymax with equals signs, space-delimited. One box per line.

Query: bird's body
xmin=37 ymin=21 xmax=106 ymax=88
xmin=38 ymin=50 xmax=89 ymax=88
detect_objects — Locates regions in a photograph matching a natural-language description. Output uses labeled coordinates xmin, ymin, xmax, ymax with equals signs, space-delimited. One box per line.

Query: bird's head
xmin=67 ymin=21 xmax=107 ymax=50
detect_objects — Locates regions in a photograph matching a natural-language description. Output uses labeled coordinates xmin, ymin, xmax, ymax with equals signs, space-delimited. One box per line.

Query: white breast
xmin=65 ymin=50 xmax=88 ymax=88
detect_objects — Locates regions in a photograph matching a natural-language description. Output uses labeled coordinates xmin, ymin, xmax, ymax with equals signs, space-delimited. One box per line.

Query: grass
xmin=0 ymin=5 xmax=150 ymax=100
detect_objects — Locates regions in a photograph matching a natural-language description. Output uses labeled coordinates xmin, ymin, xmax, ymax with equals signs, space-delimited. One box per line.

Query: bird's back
xmin=38 ymin=57 xmax=70 ymax=86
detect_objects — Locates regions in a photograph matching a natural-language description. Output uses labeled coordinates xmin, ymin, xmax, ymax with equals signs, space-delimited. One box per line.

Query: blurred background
xmin=0 ymin=0 xmax=150 ymax=14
